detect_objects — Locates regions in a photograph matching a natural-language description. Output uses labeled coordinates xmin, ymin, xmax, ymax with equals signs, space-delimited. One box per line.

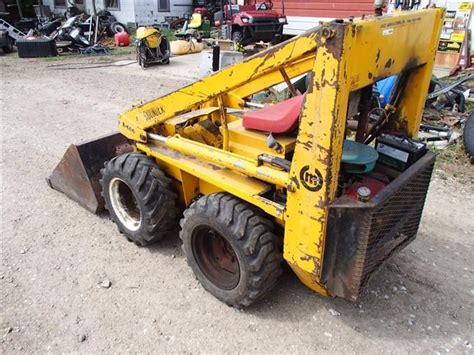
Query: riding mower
xmin=135 ymin=26 xmax=170 ymax=68
xmin=176 ymin=11 xmax=211 ymax=41
xmin=48 ymin=8 xmax=445 ymax=307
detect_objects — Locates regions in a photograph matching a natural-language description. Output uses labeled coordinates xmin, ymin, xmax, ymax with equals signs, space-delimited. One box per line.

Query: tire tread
xmin=180 ymin=192 xmax=282 ymax=308
xmin=101 ymin=153 xmax=180 ymax=246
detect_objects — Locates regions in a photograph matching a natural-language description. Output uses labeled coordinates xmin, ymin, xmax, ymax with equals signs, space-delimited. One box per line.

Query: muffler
xmin=47 ymin=133 xmax=132 ymax=214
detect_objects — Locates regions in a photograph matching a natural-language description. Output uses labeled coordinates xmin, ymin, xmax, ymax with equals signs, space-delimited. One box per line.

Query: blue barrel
xmin=376 ymin=75 xmax=398 ymax=107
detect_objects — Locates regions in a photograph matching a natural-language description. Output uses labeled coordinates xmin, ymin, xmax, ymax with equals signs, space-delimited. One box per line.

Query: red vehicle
xmin=216 ymin=1 xmax=287 ymax=45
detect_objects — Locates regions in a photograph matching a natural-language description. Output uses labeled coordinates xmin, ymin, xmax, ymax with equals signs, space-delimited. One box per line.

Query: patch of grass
xmin=126 ymin=23 xmax=137 ymax=37
xmin=42 ymin=53 xmax=80 ymax=62
xmin=435 ymin=140 xmax=470 ymax=165
xmin=433 ymin=140 xmax=473 ymax=185
xmin=159 ymin=28 xmax=177 ymax=42
xmin=110 ymin=45 xmax=136 ymax=56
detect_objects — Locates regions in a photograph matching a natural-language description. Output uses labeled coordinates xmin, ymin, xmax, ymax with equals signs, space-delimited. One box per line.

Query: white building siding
xmin=106 ymin=0 xmax=136 ymax=24
xmin=134 ymin=0 xmax=193 ymax=26
xmin=284 ymin=16 xmax=330 ymax=35
xmin=42 ymin=0 xmax=193 ymax=25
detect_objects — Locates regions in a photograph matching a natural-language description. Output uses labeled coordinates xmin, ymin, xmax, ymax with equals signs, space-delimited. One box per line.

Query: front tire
xmin=180 ymin=193 xmax=282 ymax=308
xmin=137 ymin=47 xmax=148 ymax=69
xmin=101 ymin=153 xmax=180 ymax=246
xmin=2 ymin=36 xmax=13 ymax=53
xmin=232 ymin=31 xmax=244 ymax=47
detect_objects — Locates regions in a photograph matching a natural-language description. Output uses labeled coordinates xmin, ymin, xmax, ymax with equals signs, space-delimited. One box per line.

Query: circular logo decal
xmin=299 ymin=166 xmax=323 ymax=192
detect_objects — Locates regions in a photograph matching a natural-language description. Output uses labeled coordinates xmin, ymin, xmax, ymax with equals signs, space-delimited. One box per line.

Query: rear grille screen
xmin=322 ymin=152 xmax=435 ymax=301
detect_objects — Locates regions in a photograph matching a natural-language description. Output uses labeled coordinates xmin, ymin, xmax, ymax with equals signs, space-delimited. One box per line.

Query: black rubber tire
xmin=101 ymin=153 xmax=180 ymax=246
xmin=464 ymin=112 xmax=474 ymax=161
xmin=2 ymin=36 xmax=14 ymax=53
xmin=109 ymin=22 xmax=128 ymax=35
xmin=232 ymin=31 xmax=244 ymax=46
xmin=137 ymin=46 xmax=148 ymax=69
xmin=138 ymin=54 xmax=147 ymax=69
xmin=180 ymin=193 xmax=282 ymax=308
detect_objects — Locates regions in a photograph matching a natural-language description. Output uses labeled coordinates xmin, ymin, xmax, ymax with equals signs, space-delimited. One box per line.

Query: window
xmin=54 ymin=0 xmax=67 ymax=7
xmin=158 ymin=0 xmax=170 ymax=12
xmin=105 ymin=0 xmax=120 ymax=10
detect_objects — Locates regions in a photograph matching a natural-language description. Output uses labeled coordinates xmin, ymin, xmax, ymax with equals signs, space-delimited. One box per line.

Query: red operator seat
xmin=242 ymin=95 xmax=305 ymax=134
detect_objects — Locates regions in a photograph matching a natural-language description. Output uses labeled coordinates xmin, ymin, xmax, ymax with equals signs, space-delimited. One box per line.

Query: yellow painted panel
xmin=138 ymin=143 xmax=286 ymax=219
xmin=347 ymin=10 xmax=445 ymax=91
xmin=227 ymin=119 xmax=296 ymax=159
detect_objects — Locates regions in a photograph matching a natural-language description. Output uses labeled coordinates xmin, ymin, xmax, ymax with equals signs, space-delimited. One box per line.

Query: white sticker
xmin=383 ymin=28 xmax=394 ymax=36
xmin=377 ymin=143 xmax=409 ymax=163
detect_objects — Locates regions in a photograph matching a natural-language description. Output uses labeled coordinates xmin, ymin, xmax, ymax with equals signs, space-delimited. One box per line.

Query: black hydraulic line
xmin=259 ymin=154 xmax=291 ymax=172
xmin=364 ymin=72 xmax=410 ymax=144
xmin=355 ymin=85 xmax=373 ymax=143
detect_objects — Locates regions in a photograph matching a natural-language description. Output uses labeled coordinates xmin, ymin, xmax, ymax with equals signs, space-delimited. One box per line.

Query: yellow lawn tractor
xmin=48 ymin=8 xmax=445 ymax=307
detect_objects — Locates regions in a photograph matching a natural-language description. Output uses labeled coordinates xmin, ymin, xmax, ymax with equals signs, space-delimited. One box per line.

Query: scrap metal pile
xmin=1 ymin=5 xmax=129 ymax=58
xmin=421 ymin=71 xmax=474 ymax=158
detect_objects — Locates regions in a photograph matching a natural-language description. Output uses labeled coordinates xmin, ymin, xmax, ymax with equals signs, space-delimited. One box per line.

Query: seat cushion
xmin=242 ymin=95 xmax=305 ymax=133
xmin=189 ymin=14 xmax=202 ymax=28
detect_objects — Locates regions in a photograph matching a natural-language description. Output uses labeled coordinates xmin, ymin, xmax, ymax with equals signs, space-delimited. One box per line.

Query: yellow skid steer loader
xmin=48 ymin=8 xmax=445 ymax=307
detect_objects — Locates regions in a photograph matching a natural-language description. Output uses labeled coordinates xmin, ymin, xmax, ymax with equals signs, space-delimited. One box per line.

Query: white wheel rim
xmin=109 ymin=177 xmax=142 ymax=232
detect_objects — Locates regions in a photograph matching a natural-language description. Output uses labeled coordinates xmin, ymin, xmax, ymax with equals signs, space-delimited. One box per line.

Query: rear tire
xmin=101 ymin=153 xmax=180 ymax=246
xmin=180 ymin=193 xmax=282 ymax=308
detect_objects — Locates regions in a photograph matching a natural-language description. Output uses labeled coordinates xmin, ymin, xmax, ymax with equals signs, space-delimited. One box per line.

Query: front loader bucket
xmin=47 ymin=133 xmax=132 ymax=214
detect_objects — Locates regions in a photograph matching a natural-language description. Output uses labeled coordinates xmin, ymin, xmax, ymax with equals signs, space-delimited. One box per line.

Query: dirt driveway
xmin=1 ymin=52 xmax=473 ymax=353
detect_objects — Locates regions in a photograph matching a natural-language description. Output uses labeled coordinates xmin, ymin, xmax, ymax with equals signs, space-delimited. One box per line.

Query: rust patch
xmin=296 ymin=139 xmax=313 ymax=151
xmin=315 ymin=196 xmax=326 ymax=209
xmin=298 ymin=255 xmax=322 ymax=275
xmin=316 ymin=144 xmax=329 ymax=154
xmin=306 ymin=72 xmax=315 ymax=93
xmin=290 ymin=175 xmax=300 ymax=190
xmin=321 ymin=24 xmax=345 ymax=60
xmin=207 ymin=163 xmax=222 ymax=171
xmin=351 ymin=24 xmax=356 ymax=38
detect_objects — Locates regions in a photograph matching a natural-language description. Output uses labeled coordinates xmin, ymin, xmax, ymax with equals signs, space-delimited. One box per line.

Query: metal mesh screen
xmin=324 ymin=152 xmax=435 ymax=301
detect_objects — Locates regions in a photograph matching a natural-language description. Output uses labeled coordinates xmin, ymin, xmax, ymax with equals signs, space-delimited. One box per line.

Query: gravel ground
xmin=1 ymin=51 xmax=473 ymax=353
